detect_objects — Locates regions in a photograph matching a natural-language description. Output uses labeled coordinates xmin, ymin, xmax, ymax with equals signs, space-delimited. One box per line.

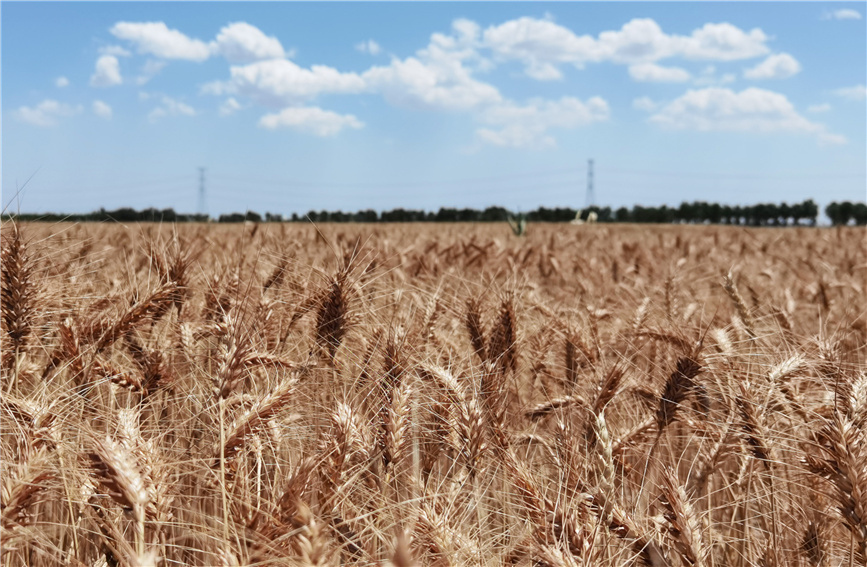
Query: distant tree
xmin=218 ymin=212 xmax=245 ymax=223
xmin=707 ymin=203 xmax=722 ymax=224
xmin=800 ymin=199 xmax=818 ymax=226
xmin=435 ymin=208 xmax=457 ymax=222
xmin=677 ymin=202 xmax=697 ymax=224
xmin=776 ymin=202 xmax=790 ymax=226
xmin=595 ymin=206 xmax=613 ymax=222
xmin=478 ymin=206 xmax=506 ymax=221
xmin=381 ymin=208 xmax=405 ymax=222
xmin=840 ymin=201 xmax=855 ymax=225
xmin=352 ymin=209 xmax=377 ymax=222
xmin=615 ymin=207 xmax=630 ymax=222
xmin=853 ymin=203 xmax=867 ymax=226
xmin=827 ymin=201 xmax=861 ymax=226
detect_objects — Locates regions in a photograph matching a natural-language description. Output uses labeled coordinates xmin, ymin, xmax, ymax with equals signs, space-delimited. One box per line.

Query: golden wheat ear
xmin=659 ymin=466 xmax=707 ymax=567
xmin=1 ymin=223 xmax=35 ymax=352
xmin=465 ymin=296 xmax=487 ymax=361
xmin=88 ymin=436 xmax=150 ymax=523
xmin=93 ymin=282 xmax=177 ymax=353
xmin=656 ymin=356 xmax=702 ymax=437
xmin=315 ymin=267 xmax=353 ymax=364
xmin=1 ymin=449 xmax=54 ymax=531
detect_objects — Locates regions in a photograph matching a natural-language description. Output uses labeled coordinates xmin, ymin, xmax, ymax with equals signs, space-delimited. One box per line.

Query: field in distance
xmin=2 ymin=221 xmax=865 ymax=566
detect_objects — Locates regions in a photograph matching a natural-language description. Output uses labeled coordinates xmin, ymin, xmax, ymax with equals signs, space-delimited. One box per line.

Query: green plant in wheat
xmin=507 ymin=211 xmax=527 ymax=236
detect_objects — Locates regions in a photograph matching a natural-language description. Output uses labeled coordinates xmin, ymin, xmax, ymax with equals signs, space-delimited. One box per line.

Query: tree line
xmin=4 ymin=200 xmax=866 ymax=226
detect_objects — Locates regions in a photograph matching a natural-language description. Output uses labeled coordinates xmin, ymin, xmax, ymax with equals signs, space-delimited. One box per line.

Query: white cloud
xmin=628 ymin=63 xmax=690 ymax=82
xmin=451 ymin=18 xmax=482 ymax=44
xmin=807 ymin=103 xmax=831 ymax=113
xmin=110 ymin=21 xmax=211 ymax=61
xmin=355 ymin=39 xmax=382 ymax=56
xmin=98 ymin=45 xmax=132 ymax=57
xmin=834 ymin=84 xmax=867 ymax=101
xmin=679 ymin=22 xmax=770 ymax=61
xmin=213 ymin=59 xmax=366 ymax=107
xmin=148 ymin=96 xmax=196 ymax=122
xmin=693 ymin=65 xmax=737 ymax=86
xmin=219 ymin=97 xmax=242 ymax=116
xmin=482 ymin=17 xmax=599 ymax=76
xmin=476 ymin=96 xmax=609 ymax=149
xmin=633 ymin=96 xmax=658 ymax=112
xmin=258 ymin=106 xmax=364 ymax=136
xmin=822 ymin=9 xmax=862 ymax=20
xmin=90 ymin=55 xmax=123 ymax=87
xmin=481 ymin=17 xmax=770 ymax=79
xmin=203 ymin=17 xmax=504 ymax=132
xmin=55 ymin=76 xmax=70 ymax=88
xmin=362 ymin=56 xmax=501 ymax=111
xmin=92 ymin=100 xmax=113 ymax=119
xmin=362 ymin=21 xmax=500 ymax=111
xmin=207 ymin=18 xmax=500 ymax=113
xmin=743 ymin=53 xmax=801 ymax=79
xmin=15 ymin=99 xmax=83 ymax=127
xmin=135 ymin=59 xmax=168 ymax=85
xmin=525 ymin=62 xmax=564 ymax=81
xmin=211 ymin=22 xmax=286 ymax=63
xmin=649 ymin=87 xmax=846 ymax=145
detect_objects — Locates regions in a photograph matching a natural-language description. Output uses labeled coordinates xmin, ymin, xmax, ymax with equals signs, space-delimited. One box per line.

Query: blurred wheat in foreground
xmin=1 ymin=221 xmax=865 ymax=567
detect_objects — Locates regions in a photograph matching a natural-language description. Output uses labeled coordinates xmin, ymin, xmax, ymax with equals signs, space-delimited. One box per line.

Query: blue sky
xmin=3 ymin=2 xmax=865 ymax=216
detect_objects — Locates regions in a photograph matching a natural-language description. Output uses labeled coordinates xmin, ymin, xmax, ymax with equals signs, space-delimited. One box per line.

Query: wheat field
xmin=1 ymin=220 xmax=865 ymax=567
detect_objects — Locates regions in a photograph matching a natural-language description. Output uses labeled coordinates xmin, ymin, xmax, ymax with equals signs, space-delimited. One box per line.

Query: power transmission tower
xmin=585 ymin=159 xmax=595 ymax=208
xmin=198 ymin=167 xmax=207 ymax=217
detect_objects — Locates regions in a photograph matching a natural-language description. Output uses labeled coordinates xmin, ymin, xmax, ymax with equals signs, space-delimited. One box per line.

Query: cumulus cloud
xmin=482 ymin=17 xmax=770 ymax=79
xmin=258 ymin=106 xmax=364 ymax=136
xmin=207 ymin=20 xmax=501 ymax=114
xmin=148 ymin=96 xmax=196 ymax=122
xmin=90 ymin=55 xmax=123 ymax=87
xmin=525 ymin=62 xmax=564 ymax=81
xmin=362 ymin=56 xmax=501 ymax=111
xmin=833 ymin=84 xmax=867 ymax=101
xmin=209 ymin=59 xmax=365 ymax=107
xmin=743 ymin=53 xmax=801 ymax=79
xmin=807 ymin=103 xmax=831 ymax=113
xmin=361 ymin=21 xmax=500 ymax=111
xmin=55 ymin=76 xmax=70 ymax=88
xmin=199 ymin=18 xmax=509 ymax=137
xmin=679 ymin=22 xmax=770 ymax=61
xmin=99 ymin=45 xmax=132 ymax=57
xmin=633 ymin=96 xmax=658 ymax=112
xmin=693 ymin=65 xmax=738 ymax=87
xmin=355 ymin=39 xmax=382 ymax=55
xmin=135 ymin=60 xmax=168 ymax=85
xmin=211 ymin=22 xmax=286 ymax=63
xmin=649 ymin=87 xmax=846 ymax=145
xmin=476 ymin=96 xmax=609 ymax=148
xmin=628 ymin=63 xmax=690 ymax=82
xmin=111 ymin=21 xmax=211 ymax=61
xmin=219 ymin=97 xmax=242 ymax=116
xmin=92 ymin=100 xmax=113 ymax=119
xmin=482 ymin=17 xmax=597 ymax=76
xmin=15 ymin=99 xmax=83 ymax=127
xmin=822 ymin=9 xmax=862 ymax=20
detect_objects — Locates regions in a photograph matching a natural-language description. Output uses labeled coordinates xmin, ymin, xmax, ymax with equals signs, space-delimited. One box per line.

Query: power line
xmin=208 ymin=166 xmax=584 ymax=190
xmin=586 ymin=159 xmax=594 ymax=208
xmin=596 ymin=167 xmax=866 ymax=180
